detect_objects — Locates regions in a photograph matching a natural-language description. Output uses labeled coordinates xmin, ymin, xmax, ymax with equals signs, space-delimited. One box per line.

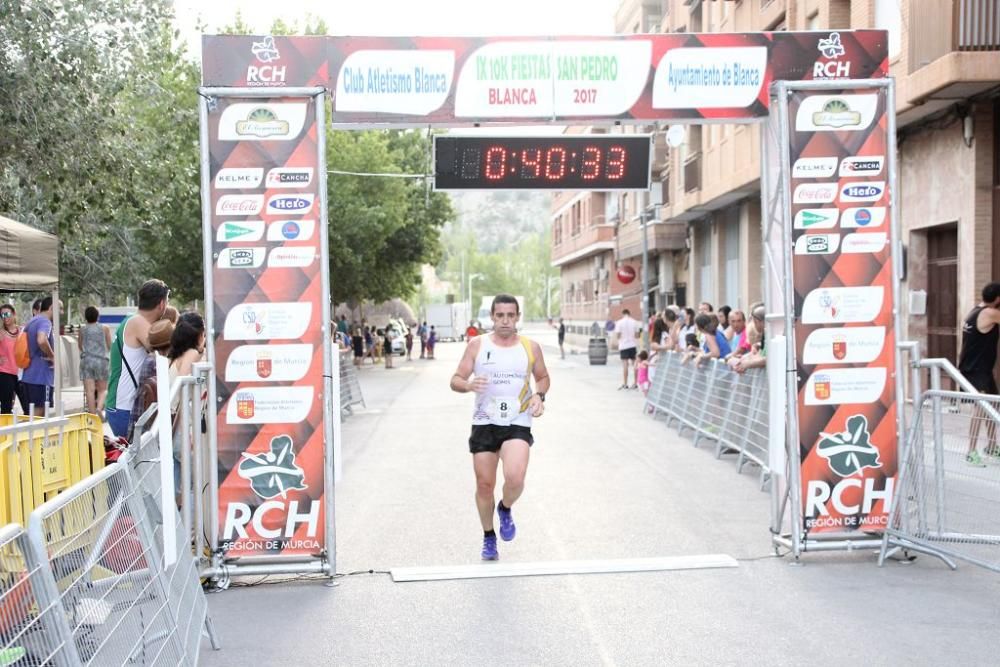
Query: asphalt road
xmin=203 ymin=324 xmax=1000 ymax=666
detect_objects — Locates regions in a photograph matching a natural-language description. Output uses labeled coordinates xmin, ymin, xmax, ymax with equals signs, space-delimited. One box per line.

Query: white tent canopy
xmin=0 ymin=215 xmax=58 ymax=291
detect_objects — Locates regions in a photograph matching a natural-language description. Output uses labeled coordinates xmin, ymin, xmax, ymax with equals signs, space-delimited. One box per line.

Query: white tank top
xmin=472 ymin=335 xmax=534 ymax=427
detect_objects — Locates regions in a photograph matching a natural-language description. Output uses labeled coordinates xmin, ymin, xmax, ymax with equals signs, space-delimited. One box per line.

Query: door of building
xmin=926 ymin=225 xmax=959 ymax=389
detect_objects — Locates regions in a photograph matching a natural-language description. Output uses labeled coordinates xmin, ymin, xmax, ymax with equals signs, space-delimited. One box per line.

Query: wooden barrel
xmin=588 ymin=337 xmax=608 ymax=365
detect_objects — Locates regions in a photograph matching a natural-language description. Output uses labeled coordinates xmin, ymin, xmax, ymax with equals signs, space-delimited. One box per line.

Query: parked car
xmin=387 ymin=320 xmax=407 ymax=356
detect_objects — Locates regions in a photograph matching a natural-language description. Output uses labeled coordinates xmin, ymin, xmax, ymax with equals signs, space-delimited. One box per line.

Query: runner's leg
xmin=472 ymin=452 xmax=500 ymax=531
xmin=498 ymin=439 xmax=530 ymax=507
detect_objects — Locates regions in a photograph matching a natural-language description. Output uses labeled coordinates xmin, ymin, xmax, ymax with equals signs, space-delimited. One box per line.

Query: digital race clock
xmin=433 ymin=135 xmax=652 ymax=191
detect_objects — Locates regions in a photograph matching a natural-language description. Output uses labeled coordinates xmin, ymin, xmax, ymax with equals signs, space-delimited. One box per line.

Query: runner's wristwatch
xmin=535 ymin=392 xmax=546 ymax=402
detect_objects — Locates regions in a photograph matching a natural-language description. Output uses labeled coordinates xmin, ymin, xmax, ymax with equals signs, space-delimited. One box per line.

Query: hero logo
xmin=839 ymin=156 xmax=884 ymax=177
xmin=267 ymin=194 xmax=314 ymax=215
xmin=266 ymin=167 xmax=313 ymax=188
xmin=840 ymin=181 xmax=885 ymax=203
xmin=247 ymin=36 xmax=286 ymax=87
xmin=814 ymin=32 xmax=851 ymax=79
xmin=806 ymin=415 xmax=894 ymax=523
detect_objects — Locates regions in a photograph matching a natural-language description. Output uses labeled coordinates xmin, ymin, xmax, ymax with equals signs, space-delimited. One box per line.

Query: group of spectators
xmin=334 ymin=314 xmax=438 ymax=368
xmin=0 ymin=297 xmax=60 ymax=415
xmin=612 ymin=300 xmax=768 ymax=394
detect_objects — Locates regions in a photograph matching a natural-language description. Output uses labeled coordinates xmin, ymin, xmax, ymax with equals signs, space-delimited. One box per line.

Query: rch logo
xmin=248 ymin=36 xmax=286 ymax=86
xmin=238 ymin=435 xmax=308 ymax=500
xmin=817 ymin=414 xmax=882 ymax=477
xmin=814 ymin=32 xmax=851 ymax=79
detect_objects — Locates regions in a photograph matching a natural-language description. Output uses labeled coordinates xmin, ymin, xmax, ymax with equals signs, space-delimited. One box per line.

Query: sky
xmin=174 ymin=0 xmax=621 ymax=58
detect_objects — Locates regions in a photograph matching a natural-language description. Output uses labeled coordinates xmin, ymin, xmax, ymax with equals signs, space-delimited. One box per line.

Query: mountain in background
xmin=446 ymin=191 xmax=552 ymax=253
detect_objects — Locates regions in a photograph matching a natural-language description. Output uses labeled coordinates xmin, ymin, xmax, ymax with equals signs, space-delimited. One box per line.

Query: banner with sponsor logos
xmin=203 ymin=92 xmax=330 ymax=561
xmin=788 ymin=87 xmax=896 ymax=535
xmin=202 ymin=31 xmax=888 ymax=124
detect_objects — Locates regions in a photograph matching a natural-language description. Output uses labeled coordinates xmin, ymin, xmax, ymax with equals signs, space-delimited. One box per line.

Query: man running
xmin=450 ymin=294 xmax=550 ymax=561
xmin=958 ymin=281 xmax=1000 ymax=466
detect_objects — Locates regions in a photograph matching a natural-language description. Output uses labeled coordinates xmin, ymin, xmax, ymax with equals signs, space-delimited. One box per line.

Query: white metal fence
xmin=645 ymin=352 xmax=770 ymax=488
xmin=881 ymin=388 xmax=1000 ymax=572
xmin=1 ymin=384 xmax=219 ymax=665
xmin=339 ymin=349 xmax=365 ymax=416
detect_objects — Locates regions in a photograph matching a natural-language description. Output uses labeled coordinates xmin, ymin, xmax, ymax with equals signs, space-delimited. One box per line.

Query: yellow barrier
xmin=0 ymin=413 xmax=105 ymax=526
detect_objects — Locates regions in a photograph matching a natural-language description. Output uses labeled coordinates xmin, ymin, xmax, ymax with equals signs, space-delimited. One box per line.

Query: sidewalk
xmin=203 ymin=327 xmax=1000 ymax=666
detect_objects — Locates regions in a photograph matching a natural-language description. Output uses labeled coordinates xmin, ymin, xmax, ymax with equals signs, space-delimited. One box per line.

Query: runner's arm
xmin=450 ymin=338 xmax=482 ymax=393
xmin=531 ymin=341 xmax=550 ymax=395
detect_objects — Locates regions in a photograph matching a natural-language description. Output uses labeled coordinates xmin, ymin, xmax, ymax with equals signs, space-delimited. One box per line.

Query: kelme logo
xmin=817 ymin=415 xmax=882 ymax=477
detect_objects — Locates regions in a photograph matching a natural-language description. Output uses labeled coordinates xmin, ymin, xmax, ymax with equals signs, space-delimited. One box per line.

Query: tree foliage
xmin=0 ymin=6 xmax=449 ymax=311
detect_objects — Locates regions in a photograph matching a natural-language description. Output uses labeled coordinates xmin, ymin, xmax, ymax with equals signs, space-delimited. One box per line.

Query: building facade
xmin=551 ymin=0 xmax=1000 ymax=363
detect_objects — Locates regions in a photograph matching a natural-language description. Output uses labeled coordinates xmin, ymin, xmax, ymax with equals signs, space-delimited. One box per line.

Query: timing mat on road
xmin=390 ymin=554 xmax=739 ymax=582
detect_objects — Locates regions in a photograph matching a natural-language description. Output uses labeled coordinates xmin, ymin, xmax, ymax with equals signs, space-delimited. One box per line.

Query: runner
xmin=450 ymin=294 xmax=550 ymax=561
xmin=957 ymin=281 xmax=1000 ymax=466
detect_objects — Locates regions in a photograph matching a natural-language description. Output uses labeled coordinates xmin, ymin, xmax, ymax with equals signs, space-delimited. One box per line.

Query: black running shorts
xmin=963 ymin=371 xmax=999 ymax=395
xmin=620 ymin=347 xmax=637 ymax=361
xmin=468 ymin=424 xmax=534 ymax=454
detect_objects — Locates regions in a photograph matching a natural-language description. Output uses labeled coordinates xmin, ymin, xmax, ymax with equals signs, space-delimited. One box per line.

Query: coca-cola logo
xmin=215 ymin=195 xmax=264 ymax=216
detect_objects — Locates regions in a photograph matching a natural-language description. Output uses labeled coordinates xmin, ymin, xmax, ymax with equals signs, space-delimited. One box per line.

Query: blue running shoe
xmin=497 ymin=502 xmax=516 ymax=541
xmin=481 ymin=534 xmax=499 ymax=560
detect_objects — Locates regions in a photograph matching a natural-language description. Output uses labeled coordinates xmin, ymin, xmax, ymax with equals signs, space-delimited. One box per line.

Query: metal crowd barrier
xmin=881 ymin=388 xmax=1000 ymax=573
xmin=646 ymin=351 xmax=770 ymax=488
xmin=1 ymin=365 xmax=220 ymax=665
xmin=339 ymin=349 xmax=365 ymax=416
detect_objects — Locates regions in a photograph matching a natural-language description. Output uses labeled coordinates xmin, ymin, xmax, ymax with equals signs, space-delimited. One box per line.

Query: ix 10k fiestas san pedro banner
xmin=202 ymin=31 xmax=889 ymax=124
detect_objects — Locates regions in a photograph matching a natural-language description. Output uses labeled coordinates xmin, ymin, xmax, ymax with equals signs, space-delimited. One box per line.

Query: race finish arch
xmin=198 ymin=30 xmax=894 ymax=578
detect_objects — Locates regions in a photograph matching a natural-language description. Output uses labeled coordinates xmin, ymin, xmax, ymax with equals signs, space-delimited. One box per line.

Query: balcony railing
xmin=684 ymin=154 xmax=702 ymax=193
xmin=911 ymin=0 xmax=1000 ymax=72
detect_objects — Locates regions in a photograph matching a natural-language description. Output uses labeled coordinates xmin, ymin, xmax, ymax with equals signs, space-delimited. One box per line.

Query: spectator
xmin=383 ymin=327 xmax=394 ymax=369
xmin=351 ymin=327 xmax=365 ymax=368
xmin=636 ymin=350 xmax=651 ymax=396
xmin=466 ymin=320 xmax=479 ymax=340
xmin=163 ymin=306 xmax=179 ymax=324
xmin=613 ymin=308 xmax=640 ymax=390
xmin=405 ymin=326 xmax=414 ymax=361
xmin=418 ymin=321 xmax=428 ymax=359
xmin=373 ymin=327 xmax=384 ymax=361
xmin=364 ymin=326 xmax=374 ymax=364
xmin=0 ymin=304 xmax=21 ymax=414
xmin=686 ymin=313 xmax=731 ymax=365
xmin=651 ymin=308 xmax=681 ymax=357
xmin=78 ymin=306 xmax=111 ymax=417
xmin=684 ymin=333 xmax=699 ymax=352
xmin=31 ymin=299 xmax=41 ymax=318
xmin=556 ymin=317 xmax=566 ymax=359
xmin=105 ymin=279 xmax=170 ymax=438
xmin=725 ymin=310 xmax=746 ymax=350
xmin=337 ymin=314 xmax=349 ymax=337
xmin=128 ymin=317 xmax=175 ymax=441
xmin=22 ymin=296 xmax=58 ymax=415
xmin=730 ymin=306 xmax=767 ymax=373
xmin=427 ymin=325 xmax=437 ymax=359
xmin=698 ymin=302 xmax=713 ymax=314
xmin=718 ymin=305 xmax=731 ymax=331
xmin=168 ymin=312 xmax=206 ymax=494
xmin=680 ymin=308 xmax=697 ymax=342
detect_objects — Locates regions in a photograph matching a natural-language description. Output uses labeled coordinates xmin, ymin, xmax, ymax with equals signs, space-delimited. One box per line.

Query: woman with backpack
xmin=0 ymin=304 xmax=21 ymax=414
xmin=78 ymin=306 xmax=112 ymax=417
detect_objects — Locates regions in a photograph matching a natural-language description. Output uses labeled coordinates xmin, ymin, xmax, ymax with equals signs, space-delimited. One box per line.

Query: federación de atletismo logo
xmin=817 ymin=415 xmax=882 ymax=477
xmin=238 ymin=435 xmax=307 ymax=499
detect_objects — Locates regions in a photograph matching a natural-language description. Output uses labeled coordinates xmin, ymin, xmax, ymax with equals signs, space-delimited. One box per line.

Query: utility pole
xmin=640 ymin=208 xmax=649 ymax=352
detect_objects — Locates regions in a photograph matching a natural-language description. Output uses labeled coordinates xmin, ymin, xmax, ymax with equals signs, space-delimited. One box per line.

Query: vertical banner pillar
xmin=199 ymin=86 xmax=334 ymax=574
xmin=780 ymin=80 xmax=899 ymax=543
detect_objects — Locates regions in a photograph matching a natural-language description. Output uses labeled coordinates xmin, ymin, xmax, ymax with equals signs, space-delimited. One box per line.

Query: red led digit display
xmin=434 ymin=135 xmax=651 ymax=190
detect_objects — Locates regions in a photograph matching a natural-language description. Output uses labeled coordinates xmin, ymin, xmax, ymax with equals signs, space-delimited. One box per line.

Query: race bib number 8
xmin=488 ymin=397 xmax=516 ymax=426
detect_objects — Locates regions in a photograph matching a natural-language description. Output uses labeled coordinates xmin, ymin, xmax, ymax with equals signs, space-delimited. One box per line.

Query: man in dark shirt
xmin=957 ymin=281 xmax=1000 ymax=465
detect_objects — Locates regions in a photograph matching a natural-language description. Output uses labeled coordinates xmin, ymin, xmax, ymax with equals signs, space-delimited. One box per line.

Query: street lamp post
xmin=469 ymin=273 xmax=483 ymax=320
xmin=545 ymin=275 xmax=560 ymax=320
